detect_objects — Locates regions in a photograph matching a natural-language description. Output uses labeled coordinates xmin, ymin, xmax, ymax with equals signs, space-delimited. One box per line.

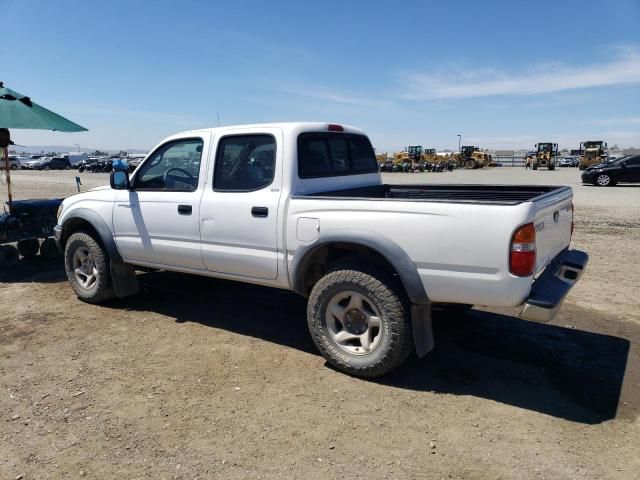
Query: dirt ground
xmin=1 ymin=168 xmax=639 ymax=479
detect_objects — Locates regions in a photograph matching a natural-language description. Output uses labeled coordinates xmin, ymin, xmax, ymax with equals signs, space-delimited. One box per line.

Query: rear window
xmin=298 ymin=133 xmax=378 ymax=178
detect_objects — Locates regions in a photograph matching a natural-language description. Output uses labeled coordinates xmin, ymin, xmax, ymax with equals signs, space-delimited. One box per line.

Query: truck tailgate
xmin=531 ymin=190 xmax=573 ymax=275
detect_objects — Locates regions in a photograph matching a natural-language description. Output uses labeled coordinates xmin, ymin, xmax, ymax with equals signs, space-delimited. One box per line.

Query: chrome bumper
xmin=519 ymin=249 xmax=588 ymax=323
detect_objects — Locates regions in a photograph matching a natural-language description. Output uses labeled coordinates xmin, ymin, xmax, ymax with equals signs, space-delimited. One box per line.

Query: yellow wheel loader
xmin=454 ymin=145 xmax=489 ymax=169
xmin=532 ymin=142 xmax=558 ymax=170
xmin=578 ymin=140 xmax=607 ymax=170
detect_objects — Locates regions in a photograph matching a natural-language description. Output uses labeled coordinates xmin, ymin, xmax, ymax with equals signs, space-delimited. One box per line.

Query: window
xmin=214 ymin=135 xmax=276 ymax=191
xmin=298 ymin=133 xmax=378 ymax=178
xmin=134 ymin=138 xmax=203 ymax=191
xmin=624 ymin=156 xmax=640 ymax=166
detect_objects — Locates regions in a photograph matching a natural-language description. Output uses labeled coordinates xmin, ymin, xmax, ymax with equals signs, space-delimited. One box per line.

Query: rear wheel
xmin=595 ymin=173 xmax=615 ymax=186
xmin=0 ymin=245 xmax=19 ymax=268
xmin=64 ymin=232 xmax=115 ymax=303
xmin=17 ymin=238 xmax=40 ymax=259
xmin=307 ymin=264 xmax=413 ymax=378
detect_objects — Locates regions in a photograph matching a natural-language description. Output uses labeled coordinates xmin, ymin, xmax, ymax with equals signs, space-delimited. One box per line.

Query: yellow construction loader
xmin=578 ymin=140 xmax=607 ymax=170
xmin=452 ymin=145 xmax=490 ymax=169
xmin=420 ymin=148 xmax=439 ymax=163
xmin=532 ymin=142 xmax=558 ymax=170
xmin=393 ymin=145 xmax=422 ymax=172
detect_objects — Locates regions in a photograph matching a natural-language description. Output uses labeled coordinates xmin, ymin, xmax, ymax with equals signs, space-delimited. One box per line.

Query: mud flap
xmin=411 ymin=303 xmax=434 ymax=358
xmin=110 ymin=261 xmax=139 ymax=298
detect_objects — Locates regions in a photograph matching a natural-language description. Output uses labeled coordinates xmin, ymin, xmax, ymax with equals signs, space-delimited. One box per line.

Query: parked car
xmin=55 ymin=122 xmax=588 ymax=378
xmin=23 ymin=156 xmax=50 ymax=170
xmin=0 ymin=155 xmax=20 ymax=170
xmin=559 ymin=157 xmax=577 ymax=167
xmin=36 ymin=156 xmax=72 ymax=170
xmin=581 ymin=155 xmax=640 ymax=186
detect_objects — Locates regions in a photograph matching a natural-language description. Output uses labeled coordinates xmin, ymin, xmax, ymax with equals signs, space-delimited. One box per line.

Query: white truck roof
xmin=172 ymin=122 xmax=366 ymax=138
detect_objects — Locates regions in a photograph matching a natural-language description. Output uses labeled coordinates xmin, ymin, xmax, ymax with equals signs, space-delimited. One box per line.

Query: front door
xmin=620 ymin=156 xmax=640 ymax=182
xmin=199 ymin=129 xmax=283 ymax=280
xmin=113 ymin=135 xmax=210 ymax=270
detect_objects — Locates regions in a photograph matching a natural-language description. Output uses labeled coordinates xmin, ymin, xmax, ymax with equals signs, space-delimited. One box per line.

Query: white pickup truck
xmin=55 ymin=122 xmax=588 ymax=377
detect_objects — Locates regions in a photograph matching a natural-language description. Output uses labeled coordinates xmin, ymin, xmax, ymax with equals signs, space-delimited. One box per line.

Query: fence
xmin=492 ymin=154 xmax=527 ymax=167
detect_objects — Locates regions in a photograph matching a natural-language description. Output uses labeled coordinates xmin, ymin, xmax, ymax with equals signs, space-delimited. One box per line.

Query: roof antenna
xmin=216 ymin=112 xmax=221 ymax=127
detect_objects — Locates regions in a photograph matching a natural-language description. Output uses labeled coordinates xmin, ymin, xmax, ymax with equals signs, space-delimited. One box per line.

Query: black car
xmin=36 ymin=156 xmax=72 ymax=170
xmin=581 ymin=155 xmax=640 ymax=186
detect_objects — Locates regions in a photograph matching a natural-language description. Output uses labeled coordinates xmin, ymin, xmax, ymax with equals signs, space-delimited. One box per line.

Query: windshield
xmin=611 ymin=156 xmax=630 ymax=164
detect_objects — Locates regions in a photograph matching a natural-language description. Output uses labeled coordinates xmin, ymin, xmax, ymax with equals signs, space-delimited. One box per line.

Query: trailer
xmin=0 ymin=198 xmax=62 ymax=268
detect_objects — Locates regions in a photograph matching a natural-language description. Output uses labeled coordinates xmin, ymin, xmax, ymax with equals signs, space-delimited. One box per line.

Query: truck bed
xmin=298 ymin=184 xmax=569 ymax=205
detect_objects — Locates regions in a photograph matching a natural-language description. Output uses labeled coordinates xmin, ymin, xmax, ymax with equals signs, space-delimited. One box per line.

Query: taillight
xmin=327 ymin=124 xmax=344 ymax=132
xmin=510 ymin=223 xmax=536 ymax=277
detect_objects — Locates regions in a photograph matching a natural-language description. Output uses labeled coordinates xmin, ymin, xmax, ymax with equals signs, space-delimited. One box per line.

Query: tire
xmin=532 ymin=164 xmax=538 ymax=170
xmin=595 ymin=173 xmax=615 ymax=187
xmin=44 ymin=165 xmax=50 ymax=171
xmin=10 ymin=164 xmax=17 ymax=170
xmin=17 ymin=238 xmax=40 ymax=259
xmin=64 ymin=232 xmax=115 ymax=303
xmin=464 ymin=159 xmax=476 ymax=169
xmin=64 ymin=165 xmax=71 ymax=170
xmin=39 ymin=238 xmax=60 ymax=259
xmin=307 ymin=264 xmax=414 ymax=378
xmin=0 ymin=245 xmax=20 ymax=268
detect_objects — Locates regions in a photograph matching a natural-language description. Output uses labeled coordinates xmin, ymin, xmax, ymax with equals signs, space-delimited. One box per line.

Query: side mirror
xmin=110 ymin=170 xmax=131 ymax=190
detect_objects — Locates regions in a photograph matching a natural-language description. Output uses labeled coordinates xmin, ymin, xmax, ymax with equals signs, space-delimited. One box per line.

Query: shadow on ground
xmin=0 ymin=256 xmax=65 ymax=283
xmin=109 ymin=271 xmax=632 ymax=425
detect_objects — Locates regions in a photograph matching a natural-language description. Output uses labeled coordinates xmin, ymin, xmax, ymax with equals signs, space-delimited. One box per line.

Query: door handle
xmin=178 ymin=204 xmax=192 ymax=215
xmin=251 ymin=206 xmax=269 ymax=217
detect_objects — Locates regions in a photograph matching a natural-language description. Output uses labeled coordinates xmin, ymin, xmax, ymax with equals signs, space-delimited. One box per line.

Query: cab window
xmin=298 ymin=133 xmax=378 ymax=178
xmin=134 ymin=138 xmax=203 ymax=191
xmin=213 ymin=135 xmax=276 ymax=192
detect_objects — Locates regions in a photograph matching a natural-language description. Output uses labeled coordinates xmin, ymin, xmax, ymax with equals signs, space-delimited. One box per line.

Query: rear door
xmin=199 ymin=128 xmax=283 ymax=280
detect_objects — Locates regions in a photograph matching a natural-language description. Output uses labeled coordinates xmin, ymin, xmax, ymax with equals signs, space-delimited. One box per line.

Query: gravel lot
xmin=1 ymin=168 xmax=639 ymax=479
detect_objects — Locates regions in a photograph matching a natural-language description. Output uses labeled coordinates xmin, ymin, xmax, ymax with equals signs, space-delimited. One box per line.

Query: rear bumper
xmin=519 ymin=249 xmax=588 ymax=322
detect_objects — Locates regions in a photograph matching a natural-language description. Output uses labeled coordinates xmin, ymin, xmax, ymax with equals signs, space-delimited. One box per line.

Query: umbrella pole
xmin=3 ymin=144 xmax=13 ymax=213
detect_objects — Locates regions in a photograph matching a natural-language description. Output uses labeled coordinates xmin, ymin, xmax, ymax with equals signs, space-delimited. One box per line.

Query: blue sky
xmin=3 ymin=0 xmax=640 ymax=152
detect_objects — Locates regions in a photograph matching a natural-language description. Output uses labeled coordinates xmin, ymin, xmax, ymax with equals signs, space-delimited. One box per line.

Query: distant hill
xmin=11 ymin=145 xmax=148 ymax=155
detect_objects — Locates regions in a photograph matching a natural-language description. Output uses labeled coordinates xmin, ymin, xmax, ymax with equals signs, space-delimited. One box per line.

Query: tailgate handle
xmin=251 ymin=206 xmax=269 ymax=217
xmin=177 ymin=204 xmax=192 ymax=215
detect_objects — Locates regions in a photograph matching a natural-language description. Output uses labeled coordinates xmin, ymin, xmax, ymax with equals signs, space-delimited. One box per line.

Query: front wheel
xmin=64 ymin=232 xmax=115 ymax=303
xmin=464 ymin=159 xmax=476 ymax=169
xmin=307 ymin=265 xmax=414 ymax=378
